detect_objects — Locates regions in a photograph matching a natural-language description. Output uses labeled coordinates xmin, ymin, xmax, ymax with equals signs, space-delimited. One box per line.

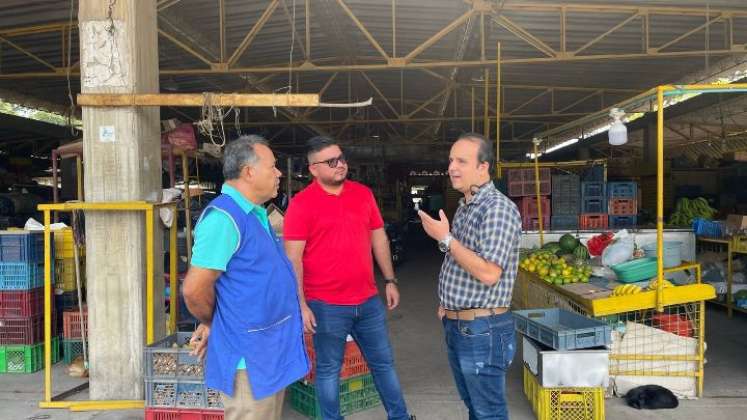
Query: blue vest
xmin=200 ymin=194 xmax=309 ymax=399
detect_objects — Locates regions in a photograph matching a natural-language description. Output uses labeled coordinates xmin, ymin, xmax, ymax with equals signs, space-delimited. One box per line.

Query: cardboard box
xmin=726 ymin=214 xmax=747 ymax=233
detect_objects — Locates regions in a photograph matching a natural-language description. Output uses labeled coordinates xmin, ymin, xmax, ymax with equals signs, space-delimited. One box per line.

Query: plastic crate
xmin=608 ymin=215 xmax=637 ymax=229
xmin=608 ymin=198 xmax=636 ymax=216
xmin=62 ymin=307 xmax=88 ymax=339
xmin=508 ymin=169 xmax=552 ymax=197
xmin=62 ymin=338 xmax=86 ymax=364
xmin=146 ymin=379 xmax=216 ymax=409
xmin=551 ymin=215 xmax=579 ymax=230
xmin=55 ymin=291 xmax=82 ymax=311
xmin=55 ymin=257 xmax=85 ymax=292
xmin=552 ymin=195 xmax=580 ymax=216
xmin=523 ymin=365 xmax=605 ymax=420
xmin=145 ymin=332 xmax=204 ymax=380
xmin=0 ymin=262 xmax=46 ymax=290
xmin=579 ymin=214 xmax=608 ymax=230
xmin=0 ymin=313 xmax=57 ymax=345
xmin=304 ymin=334 xmax=368 ymax=383
xmin=581 ymin=198 xmax=607 ymax=214
xmin=0 ymin=231 xmax=45 ymax=263
xmin=519 ymin=196 xmax=551 ymax=218
xmin=513 ymin=308 xmax=611 ymax=351
xmin=54 ymin=228 xmax=84 ymax=260
xmin=0 ymin=288 xmax=44 ymax=318
xmin=523 ymin=215 xmax=551 ymax=231
xmin=552 ymin=176 xmax=580 ymax=215
xmin=145 ymin=408 xmax=224 ymax=420
xmin=289 ymin=374 xmax=381 ymax=420
xmin=610 ymin=257 xmax=657 ymax=283
xmin=733 ymin=235 xmax=747 ymax=253
xmin=607 ymin=181 xmax=636 ymax=199
xmin=552 ymin=174 xmax=580 ymax=197
xmin=0 ymin=336 xmax=60 ymax=373
xmin=692 ymin=218 xmax=724 ymax=238
xmin=581 ymin=182 xmax=606 ymax=200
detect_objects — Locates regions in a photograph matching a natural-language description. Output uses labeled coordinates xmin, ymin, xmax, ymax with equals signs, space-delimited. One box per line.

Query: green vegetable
xmin=559 ymin=234 xmax=580 ymax=253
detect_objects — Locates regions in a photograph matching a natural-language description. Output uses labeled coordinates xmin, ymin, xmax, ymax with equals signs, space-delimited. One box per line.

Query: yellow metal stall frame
xmin=36 ymin=201 xmax=179 ymax=412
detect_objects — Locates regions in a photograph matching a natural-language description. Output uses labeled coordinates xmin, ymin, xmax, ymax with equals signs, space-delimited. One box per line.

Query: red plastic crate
xmin=519 ymin=196 xmax=551 ymax=218
xmin=0 ymin=288 xmax=45 ymax=318
xmin=608 ymin=198 xmax=637 ymax=216
xmin=145 ymin=408 xmax=223 ymax=420
xmin=62 ymin=307 xmax=88 ymax=339
xmin=522 ymin=215 xmax=550 ymax=231
xmin=580 ymin=214 xmax=609 ymax=230
xmin=303 ymin=334 xmax=369 ymax=383
xmin=0 ymin=313 xmax=56 ymax=345
xmin=507 ymin=169 xmax=551 ymax=197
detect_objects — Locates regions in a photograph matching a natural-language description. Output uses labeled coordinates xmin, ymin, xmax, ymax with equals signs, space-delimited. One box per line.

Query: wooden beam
xmin=77 ymin=93 xmax=320 ymax=107
xmin=335 ymin=0 xmax=389 ymax=60
xmin=227 ymin=0 xmax=280 ymax=67
xmin=574 ymin=13 xmax=641 ymax=55
xmin=492 ymin=15 xmax=556 ymax=57
xmin=404 ymin=9 xmax=476 ymax=62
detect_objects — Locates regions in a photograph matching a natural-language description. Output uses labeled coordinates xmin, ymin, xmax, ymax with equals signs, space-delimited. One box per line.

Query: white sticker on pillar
xmin=80 ymin=20 xmax=129 ymax=88
xmin=99 ymin=126 xmax=116 ymax=143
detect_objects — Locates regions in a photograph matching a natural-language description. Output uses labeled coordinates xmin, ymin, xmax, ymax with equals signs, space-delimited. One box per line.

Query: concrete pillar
xmin=79 ymin=0 xmax=164 ymax=400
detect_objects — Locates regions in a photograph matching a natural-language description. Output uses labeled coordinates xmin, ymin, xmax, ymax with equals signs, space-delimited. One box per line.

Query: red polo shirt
xmin=283 ymin=180 xmax=384 ymax=305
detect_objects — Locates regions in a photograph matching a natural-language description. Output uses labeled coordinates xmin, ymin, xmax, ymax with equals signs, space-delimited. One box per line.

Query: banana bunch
xmin=669 ymin=197 xmax=717 ymax=226
xmin=612 ymin=284 xmax=642 ymax=296
xmin=648 ymin=278 xmax=674 ymax=290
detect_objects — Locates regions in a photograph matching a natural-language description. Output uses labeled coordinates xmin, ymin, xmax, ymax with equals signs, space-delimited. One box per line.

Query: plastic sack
xmin=587 ymin=232 xmax=614 ymax=256
xmin=601 ymin=230 xmax=635 ymax=267
xmin=162 ymin=122 xmax=197 ymax=150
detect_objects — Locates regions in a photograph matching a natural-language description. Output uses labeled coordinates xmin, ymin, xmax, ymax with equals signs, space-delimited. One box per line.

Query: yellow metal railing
xmin=37 ymin=201 xmax=178 ymax=411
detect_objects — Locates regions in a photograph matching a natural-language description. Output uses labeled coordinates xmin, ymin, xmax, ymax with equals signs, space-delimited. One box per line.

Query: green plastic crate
xmin=0 ymin=337 xmax=60 ymax=373
xmin=62 ymin=339 xmax=86 ymax=364
xmin=610 ymin=257 xmax=658 ymax=283
xmin=289 ymin=374 xmax=381 ymax=419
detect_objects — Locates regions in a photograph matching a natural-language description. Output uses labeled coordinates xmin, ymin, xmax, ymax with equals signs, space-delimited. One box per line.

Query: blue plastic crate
xmin=692 ymin=218 xmax=724 ymax=238
xmin=581 ymin=166 xmax=605 ymax=182
xmin=609 ymin=215 xmax=637 ymax=229
xmin=513 ymin=308 xmax=611 ymax=351
xmin=551 ymin=215 xmax=579 ymax=230
xmin=0 ymin=262 xmax=50 ymax=290
xmin=0 ymin=231 xmax=46 ymax=263
xmin=608 ymin=182 xmax=637 ymax=199
xmin=552 ymin=175 xmax=580 ymax=215
xmin=581 ymin=197 xmax=607 ymax=213
xmin=581 ymin=182 xmax=606 ymax=200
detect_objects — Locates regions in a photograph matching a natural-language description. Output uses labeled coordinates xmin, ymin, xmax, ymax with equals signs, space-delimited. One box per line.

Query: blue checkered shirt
xmin=438 ymin=182 xmax=522 ymax=309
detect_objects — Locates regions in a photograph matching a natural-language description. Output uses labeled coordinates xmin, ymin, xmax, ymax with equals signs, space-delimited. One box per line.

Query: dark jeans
xmin=443 ymin=311 xmax=516 ymax=420
xmin=308 ymin=296 xmax=409 ymax=420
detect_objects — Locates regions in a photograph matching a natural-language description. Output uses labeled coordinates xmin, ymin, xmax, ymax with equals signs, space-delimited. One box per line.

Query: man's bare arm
xmin=183 ymin=266 xmax=221 ymax=326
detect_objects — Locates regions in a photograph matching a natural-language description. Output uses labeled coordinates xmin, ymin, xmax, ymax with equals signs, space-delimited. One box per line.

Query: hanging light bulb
xmin=608 ymin=108 xmax=628 ymax=146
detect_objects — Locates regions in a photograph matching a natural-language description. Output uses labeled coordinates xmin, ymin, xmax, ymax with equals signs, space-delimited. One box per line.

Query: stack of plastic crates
xmin=551 ymin=174 xmax=580 ymax=230
xmin=54 ymin=228 xmax=85 ymax=304
xmin=514 ymin=308 xmax=609 ymax=420
xmin=507 ymin=168 xmax=552 ymax=198
xmin=144 ymin=332 xmax=224 ymax=420
xmin=61 ymin=306 xmax=87 ymax=364
xmin=518 ymin=196 xmax=551 ymax=232
xmin=580 ymin=182 xmax=608 ymax=231
xmin=289 ymin=334 xmax=380 ymax=419
xmin=0 ymin=231 xmax=60 ymax=373
xmin=608 ymin=182 xmax=638 ymax=229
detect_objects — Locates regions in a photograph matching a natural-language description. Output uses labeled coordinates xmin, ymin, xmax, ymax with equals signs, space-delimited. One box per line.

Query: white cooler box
xmin=522 ymin=334 xmax=609 ymax=388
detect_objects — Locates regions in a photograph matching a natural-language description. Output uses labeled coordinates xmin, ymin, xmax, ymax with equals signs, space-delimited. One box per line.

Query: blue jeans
xmin=443 ymin=311 xmax=516 ymax=420
xmin=308 ymin=296 xmax=409 ymax=420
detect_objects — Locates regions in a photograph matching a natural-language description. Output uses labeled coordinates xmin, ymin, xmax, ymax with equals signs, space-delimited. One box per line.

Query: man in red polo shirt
xmin=284 ymin=136 xmax=413 ymax=420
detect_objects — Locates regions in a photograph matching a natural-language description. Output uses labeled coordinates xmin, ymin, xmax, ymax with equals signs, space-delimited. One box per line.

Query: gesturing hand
xmin=418 ymin=209 xmax=450 ymax=242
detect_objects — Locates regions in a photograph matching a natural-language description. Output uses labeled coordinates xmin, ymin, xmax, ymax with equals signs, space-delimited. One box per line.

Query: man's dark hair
xmin=306 ymin=136 xmax=339 ymax=162
xmin=222 ymin=134 xmax=268 ymax=180
xmin=456 ymin=132 xmax=494 ymax=175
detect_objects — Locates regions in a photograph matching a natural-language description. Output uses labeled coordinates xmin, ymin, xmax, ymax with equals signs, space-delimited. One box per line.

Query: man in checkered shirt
xmin=419 ymin=132 xmax=521 ymax=420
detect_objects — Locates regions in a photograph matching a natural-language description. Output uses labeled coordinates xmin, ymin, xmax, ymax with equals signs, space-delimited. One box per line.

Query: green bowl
xmin=611 ymin=257 xmax=657 ymax=283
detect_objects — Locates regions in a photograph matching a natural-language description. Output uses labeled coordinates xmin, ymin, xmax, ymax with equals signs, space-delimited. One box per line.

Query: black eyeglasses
xmin=311 ymin=154 xmax=347 ymax=168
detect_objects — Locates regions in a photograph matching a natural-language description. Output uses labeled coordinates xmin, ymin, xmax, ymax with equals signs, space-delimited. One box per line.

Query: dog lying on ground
xmin=625 ymin=385 xmax=679 ymax=409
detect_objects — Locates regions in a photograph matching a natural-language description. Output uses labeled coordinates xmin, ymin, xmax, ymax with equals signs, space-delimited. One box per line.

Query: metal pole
xmin=656 ymin=86 xmax=664 ymax=312
xmin=181 ymin=152 xmax=192 ymax=263
xmin=471 ymin=86 xmax=475 ymax=132
xmin=496 ymin=42 xmax=501 ymax=178
xmin=287 ymin=156 xmax=293 ymax=198
xmin=483 ymin=68 xmax=489 ymax=138
xmin=43 ymin=209 xmax=52 ymax=402
xmin=169 ymin=206 xmax=177 ymax=333
xmin=146 ymin=207 xmax=154 ymax=345
xmin=533 ymin=139 xmax=544 ymax=246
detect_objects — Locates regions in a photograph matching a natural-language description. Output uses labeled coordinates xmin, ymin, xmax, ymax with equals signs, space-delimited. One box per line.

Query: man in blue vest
xmin=183 ymin=135 xmax=308 ymax=420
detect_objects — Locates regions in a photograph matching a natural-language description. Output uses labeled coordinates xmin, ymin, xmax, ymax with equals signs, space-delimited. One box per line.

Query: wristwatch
xmin=438 ymin=233 xmax=453 ymax=253
xmin=384 ymin=277 xmax=399 ymax=285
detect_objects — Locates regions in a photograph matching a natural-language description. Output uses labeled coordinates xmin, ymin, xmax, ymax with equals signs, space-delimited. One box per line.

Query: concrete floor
xmin=3 ymin=240 xmax=747 ymax=419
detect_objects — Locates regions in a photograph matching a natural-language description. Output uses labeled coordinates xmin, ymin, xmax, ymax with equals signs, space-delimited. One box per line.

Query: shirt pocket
xmin=244 ymin=314 xmax=298 ymax=378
